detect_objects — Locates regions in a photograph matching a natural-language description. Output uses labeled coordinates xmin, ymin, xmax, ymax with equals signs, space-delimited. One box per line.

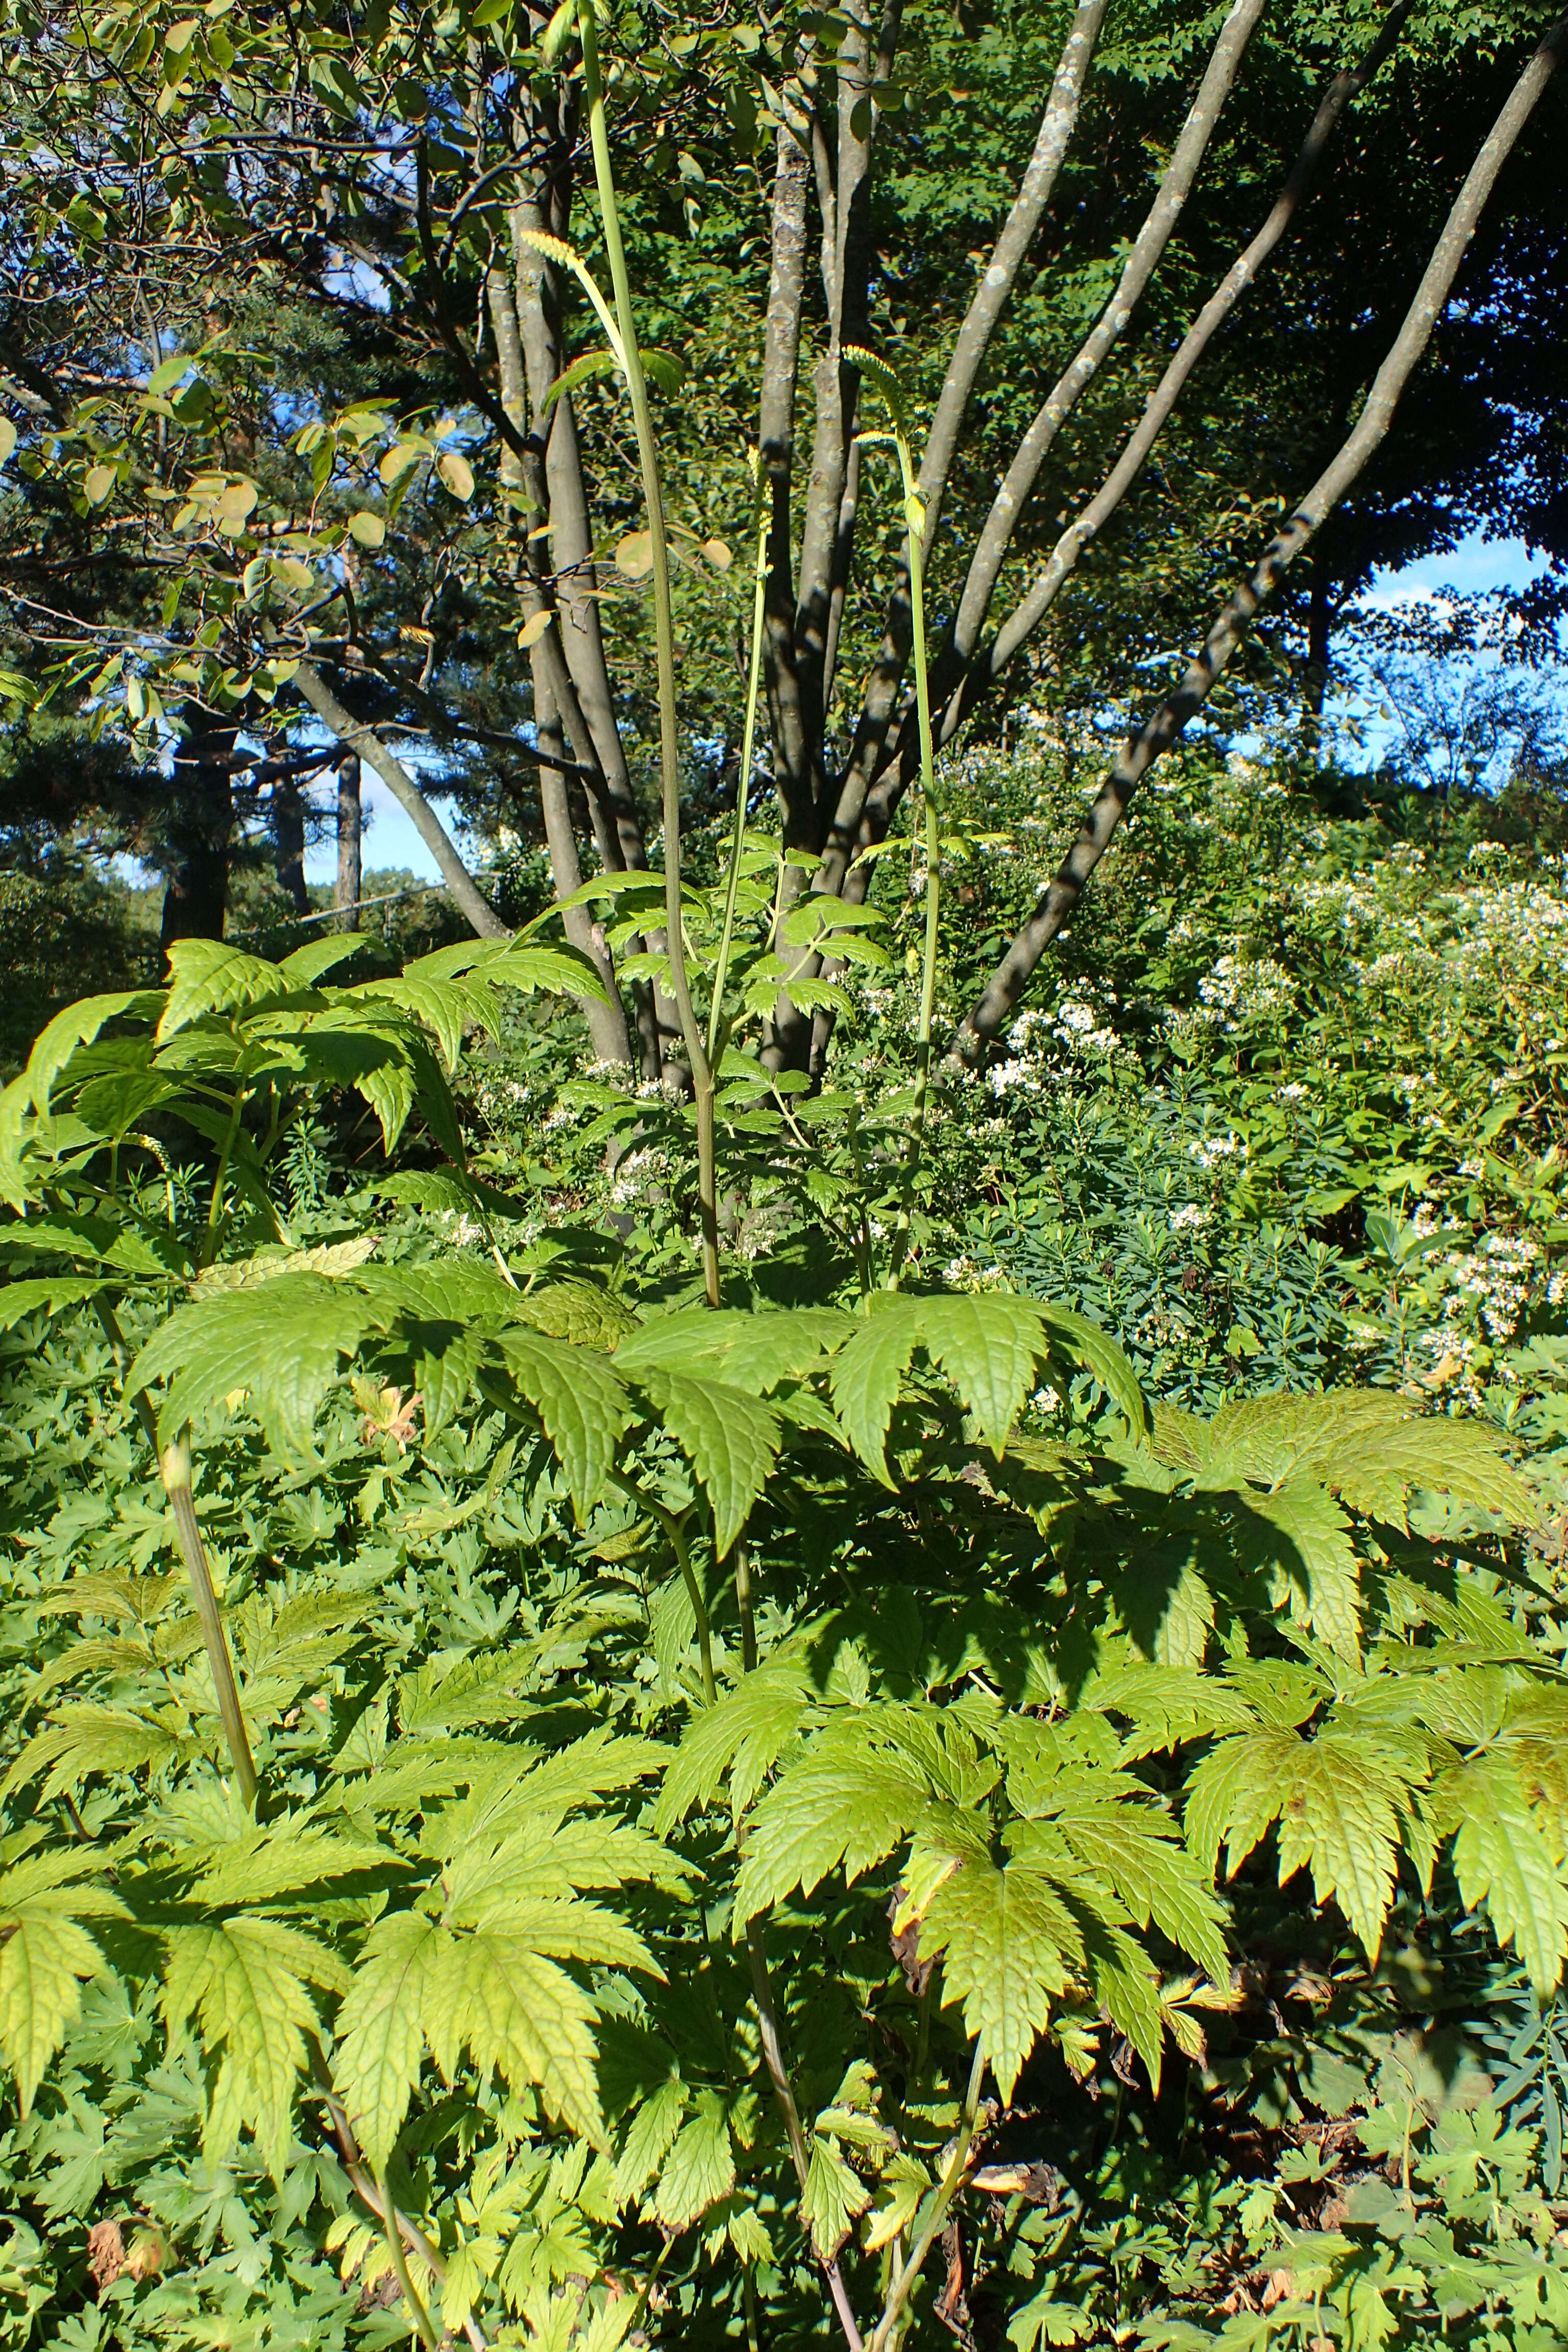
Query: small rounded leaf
xmin=84 ymin=463 xmax=116 ymax=506
xmin=0 ymin=418 xmax=20 ymax=465
xmin=616 ymin=529 xmax=654 ymax=579
xmin=517 ymin=609 xmax=554 ymax=649
xmin=347 ymin=511 xmax=386 ymax=548
xmin=701 ymin=538 xmax=733 ymax=572
xmin=437 ymin=449 xmax=475 ymax=502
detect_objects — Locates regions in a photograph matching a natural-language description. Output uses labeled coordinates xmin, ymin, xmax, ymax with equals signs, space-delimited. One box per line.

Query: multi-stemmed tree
xmin=3 ymin=0 xmax=1564 ymax=1069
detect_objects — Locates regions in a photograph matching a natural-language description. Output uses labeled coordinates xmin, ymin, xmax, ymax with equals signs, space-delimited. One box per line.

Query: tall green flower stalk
xmin=846 ymin=350 xmax=941 ymax=1287
xmin=706 ymin=450 xmax=770 ymax=1072
xmin=574 ymin=0 xmax=721 ymax=1307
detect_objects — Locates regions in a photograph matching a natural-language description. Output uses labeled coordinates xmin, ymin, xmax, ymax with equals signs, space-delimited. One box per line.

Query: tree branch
xmin=947 ymin=0 xmax=1268 ymax=671
xmin=291 ymin=662 xmax=508 ymax=939
xmin=954 ymin=9 xmax=1567 ymax=1057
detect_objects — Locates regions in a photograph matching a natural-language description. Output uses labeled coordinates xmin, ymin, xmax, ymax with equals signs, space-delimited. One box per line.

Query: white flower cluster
xmin=1192 ymin=950 xmax=1299 ymax=1034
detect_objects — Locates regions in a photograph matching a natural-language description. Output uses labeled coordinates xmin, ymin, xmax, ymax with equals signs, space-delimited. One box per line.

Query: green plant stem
xmin=744 ymin=1918 xmax=865 ymax=2350
xmin=707 ymin=455 xmax=771 ymax=1072
xmin=887 ymin=440 xmax=939 ymax=1290
xmin=575 ymin=0 xmax=720 ymax=1308
xmin=160 ymin=1431 xmax=260 ymax=1813
xmin=868 ymin=2039 xmax=986 ymax=2352
xmin=203 ymin=1086 xmax=246 ymax=1266
xmin=670 ymin=1513 xmax=718 ymax=1706
xmin=310 ymin=2050 xmax=490 ymax=2351
xmin=610 ymin=1472 xmax=716 ymax=1704
xmin=625 ymin=2231 xmax=678 ymax=2337
xmin=94 ymin=1296 xmax=259 ymax=1811
xmin=376 ymin=2166 xmax=440 ymax=2349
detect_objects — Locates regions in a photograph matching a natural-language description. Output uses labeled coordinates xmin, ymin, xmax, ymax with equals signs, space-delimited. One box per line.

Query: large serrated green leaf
xmin=920 ymin=1856 xmax=1074 ymax=2103
xmin=495 ymin=1327 xmax=629 ymax=1515
xmin=163 ymin=1918 xmax=344 ymax=2178
xmin=1441 ymin=1755 xmax=1568 ymax=1992
xmin=654 ymin=2088 xmax=736 ymax=2234
xmin=129 ymin=1272 xmax=371 ymax=1454
xmin=332 ymin=1909 xmax=438 ymax=2172
xmin=636 ymin=1368 xmax=781 ymax=1557
xmin=654 ymin=1661 xmax=813 ymax=1831
xmin=0 ymin=1274 xmax=104 ymax=1334
xmin=0 ymin=1851 xmax=127 ymax=2116
xmin=733 ymin=1718 xmax=928 ymax=1926
xmin=1035 ymin=1303 xmax=1149 ymax=1436
xmin=158 ymin=940 xmax=297 ymax=1041
xmin=1235 ymin=1479 xmax=1362 ymax=1662
xmin=921 ymin=1292 xmax=1046 ymax=1452
xmin=828 ymin=1307 xmax=919 ymax=1487
xmin=612 ymin=1306 xmax=852 ymax=1393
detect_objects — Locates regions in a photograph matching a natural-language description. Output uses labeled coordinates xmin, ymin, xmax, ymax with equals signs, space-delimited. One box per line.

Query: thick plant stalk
xmin=377 ymin=2170 xmax=439 ymax=2350
xmin=575 ymin=0 xmax=719 ymax=1302
xmin=955 ymin=9 xmax=1568 ymax=1055
xmin=867 ymin=2039 xmax=987 ymax=2351
xmin=309 ymin=2048 xmax=489 ymax=2351
xmin=845 ymin=362 xmax=938 ymax=1286
xmin=159 ymin=1431 xmax=260 ymax=1812
xmin=706 ymin=456 xmax=771 ymax=1070
xmin=745 ymin=1923 xmax=864 ymax=2349
xmin=95 ymin=1297 xmax=259 ymax=1811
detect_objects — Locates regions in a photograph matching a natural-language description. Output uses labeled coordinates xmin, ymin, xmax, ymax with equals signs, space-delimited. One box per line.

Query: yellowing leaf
xmin=616 ymin=529 xmax=653 ymax=579
xmin=347 ymin=510 xmax=385 ymax=548
xmin=84 ymin=463 xmax=116 ymax=506
xmin=517 ymin=608 xmax=555 ymax=649
xmin=437 ymin=449 xmax=475 ymax=501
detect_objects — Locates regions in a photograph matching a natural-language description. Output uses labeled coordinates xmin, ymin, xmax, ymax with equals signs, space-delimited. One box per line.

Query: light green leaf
xmin=612 ymin=2076 xmax=688 ymax=2207
xmin=496 ymin=1327 xmax=629 ymax=1515
xmin=157 ymin=939 xmax=292 ymax=1041
xmin=654 ymin=2089 xmax=736 ymax=2233
xmin=654 ymin=1660 xmax=812 ymax=1831
xmin=734 ymin=1717 xmax=928 ymax=1926
xmin=129 ymin=1272 xmax=370 ymax=1455
xmin=802 ymin=2133 xmax=871 ymax=2260
xmin=332 ymin=1910 xmax=439 ymax=2172
xmin=920 ymin=1857 xmax=1074 ymax=2103
xmin=163 ymin=1918 xmax=342 ymax=2177
xmin=0 ymin=1851 xmax=127 ymax=2114
xmin=1441 ymin=1755 xmax=1568 ymax=1992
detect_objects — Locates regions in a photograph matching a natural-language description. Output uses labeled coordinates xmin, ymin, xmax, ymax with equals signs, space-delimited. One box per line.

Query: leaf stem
xmin=94 ymin=1296 xmax=258 ymax=1811
xmin=733 ymin=1536 xmax=758 ymax=1674
xmin=669 ymin=1511 xmax=718 ymax=1707
xmin=868 ymin=2039 xmax=986 ymax=2352
xmin=575 ymin=0 xmax=719 ymax=1306
xmin=376 ymin=2165 xmax=440 ymax=2349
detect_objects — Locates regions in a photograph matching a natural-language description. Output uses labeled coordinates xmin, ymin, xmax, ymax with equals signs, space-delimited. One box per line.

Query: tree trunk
xmin=272 ymin=776 xmax=309 ymax=913
xmin=336 ymin=752 xmax=362 ymax=930
xmin=1301 ymin=564 xmax=1333 ymax=757
xmin=160 ymin=703 xmax=236 ymax=947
